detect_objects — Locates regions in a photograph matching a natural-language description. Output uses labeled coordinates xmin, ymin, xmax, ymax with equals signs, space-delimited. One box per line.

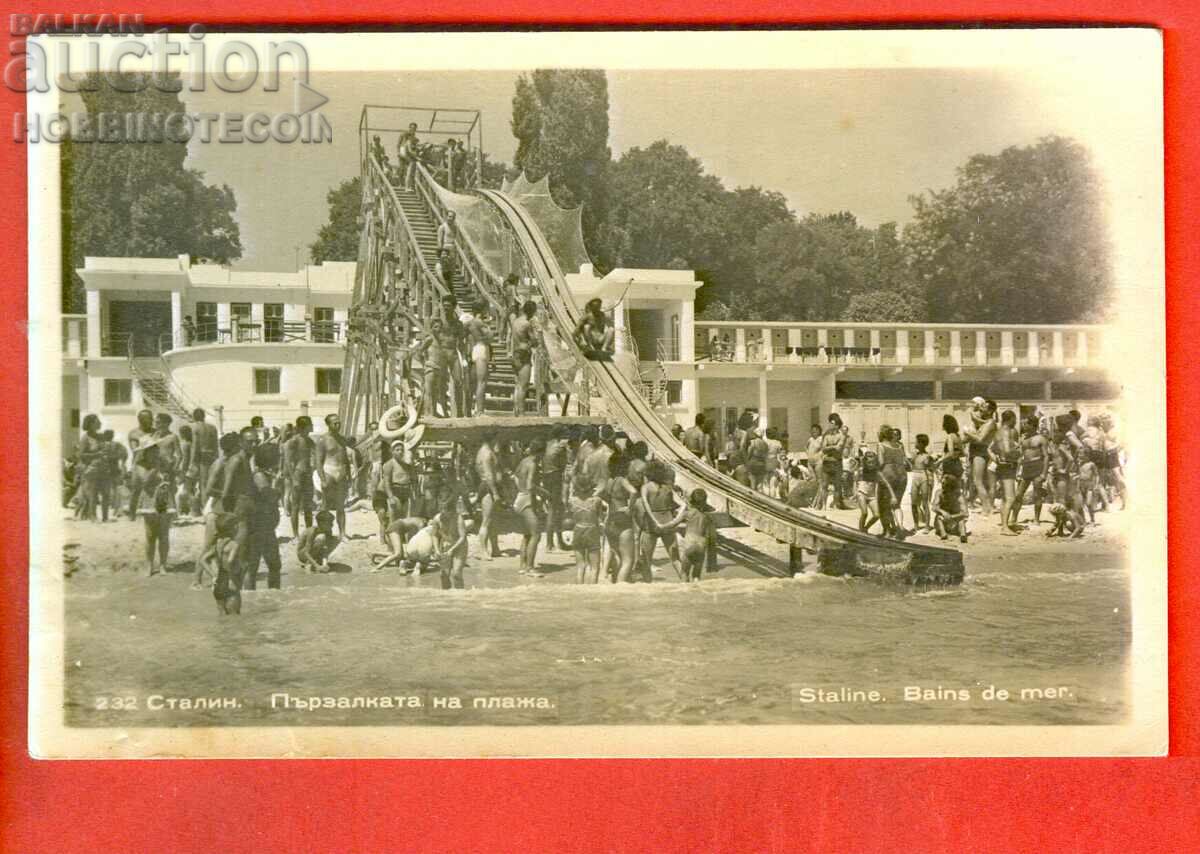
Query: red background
xmin=1 ymin=4 xmax=1196 ymax=852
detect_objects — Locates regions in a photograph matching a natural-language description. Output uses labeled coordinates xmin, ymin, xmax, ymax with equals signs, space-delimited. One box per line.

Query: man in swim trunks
xmin=542 ymin=425 xmax=570 ymax=551
xmin=474 ymin=431 xmax=503 ymax=558
xmin=127 ymin=409 xmax=159 ymax=519
xmin=464 ymin=306 xmax=492 ymax=416
xmin=818 ymin=414 xmax=847 ymax=511
xmin=214 ymin=428 xmax=255 ymax=614
xmin=991 ymin=409 xmax=1022 ymax=534
xmin=283 ymin=415 xmax=316 ymax=538
xmin=510 ymin=300 xmax=538 ymax=416
xmin=298 ymin=510 xmax=340 ymax=573
xmin=683 ymin=414 xmax=708 ymax=460
xmin=573 ymin=297 xmax=614 ymax=360
xmin=190 ymin=408 xmax=218 ymax=508
xmin=1013 ymin=413 xmax=1049 ymax=527
xmin=514 ymin=439 xmax=545 ymax=576
xmin=315 ymin=413 xmax=354 ymax=539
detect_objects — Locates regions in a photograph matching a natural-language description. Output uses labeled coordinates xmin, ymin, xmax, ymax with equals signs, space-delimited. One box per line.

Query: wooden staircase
xmin=392 ymin=185 xmax=537 ymax=417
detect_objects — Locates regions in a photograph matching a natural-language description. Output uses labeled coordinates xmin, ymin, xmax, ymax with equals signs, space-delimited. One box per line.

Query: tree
xmin=511 ymin=70 xmax=611 ymax=251
xmin=844 ymin=289 xmax=924 ymax=322
xmin=309 ymin=177 xmax=362 ymax=264
xmin=904 ymin=135 xmax=1113 ymax=323
xmin=61 ymin=73 xmax=241 ymax=311
xmin=599 ymin=141 xmax=729 ymax=286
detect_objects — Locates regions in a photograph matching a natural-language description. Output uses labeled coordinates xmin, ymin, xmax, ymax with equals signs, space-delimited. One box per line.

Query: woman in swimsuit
xmin=964 ymin=399 xmax=998 ymax=513
xmin=877 ymin=427 xmax=908 ymax=538
xmin=991 ymin=409 xmax=1022 ymax=534
xmin=909 ymin=434 xmax=934 ymax=532
xmin=1013 ymin=414 xmax=1049 ymax=528
xmin=819 ymin=414 xmax=847 ymax=511
xmin=639 ymin=460 xmax=683 ymax=581
xmin=603 ymin=451 xmax=640 ymax=583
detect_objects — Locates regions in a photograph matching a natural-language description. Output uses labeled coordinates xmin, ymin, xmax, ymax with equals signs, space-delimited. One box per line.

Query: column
xmin=1028 ymin=331 xmax=1040 ymax=366
xmin=66 ymin=319 xmax=82 ymax=357
xmin=1001 ymin=331 xmax=1014 ymax=365
xmin=1077 ymin=331 xmax=1089 ymax=365
xmin=1052 ymin=330 xmax=1065 ymax=365
xmin=923 ymin=330 xmax=935 ymax=365
xmin=816 ymin=327 xmax=828 ymax=358
xmin=613 ymin=304 xmax=627 ymax=355
xmin=933 ymin=379 xmax=943 ymax=400
xmin=949 ymin=330 xmax=962 ymax=364
xmin=869 ymin=328 xmax=881 ymax=363
xmin=975 ymin=332 xmax=987 ymax=366
xmin=1043 ymin=379 xmax=1053 ymax=401
xmin=896 ymin=329 xmax=910 ymax=364
xmin=758 ymin=372 xmax=769 ymax=427
xmin=217 ymin=302 xmax=231 ymax=336
xmin=680 ymin=299 xmax=695 ymax=361
xmin=734 ymin=327 xmax=746 ymax=362
xmin=86 ymin=290 xmax=101 ymax=358
xmin=763 ymin=330 xmax=774 ymax=363
xmin=170 ymin=291 xmax=183 ymax=349
xmin=787 ymin=327 xmax=803 ymax=362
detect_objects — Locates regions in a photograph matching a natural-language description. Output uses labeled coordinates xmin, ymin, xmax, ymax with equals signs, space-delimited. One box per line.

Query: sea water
xmin=64 ymin=551 xmax=1128 ymax=728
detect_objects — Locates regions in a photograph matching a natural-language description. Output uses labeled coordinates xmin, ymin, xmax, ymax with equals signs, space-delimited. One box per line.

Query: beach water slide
xmin=475 ymin=188 xmax=965 ymax=585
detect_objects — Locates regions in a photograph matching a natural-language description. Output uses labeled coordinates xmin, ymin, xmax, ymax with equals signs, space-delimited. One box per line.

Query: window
xmin=104 ymin=379 xmax=132 ymax=406
xmin=666 ymin=380 xmax=682 ymax=405
xmin=316 ymin=368 xmax=342 ymax=395
xmin=253 ymin=368 xmax=281 ymax=396
xmin=313 ymin=307 xmax=335 ymax=343
xmin=231 ymin=302 xmax=254 ymax=342
xmin=264 ymin=303 xmax=284 ymax=342
xmin=195 ymin=301 xmax=217 ymax=342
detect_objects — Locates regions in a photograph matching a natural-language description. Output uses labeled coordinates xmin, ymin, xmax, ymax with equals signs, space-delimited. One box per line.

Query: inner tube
xmin=379 ymin=402 xmax=418 ymax=441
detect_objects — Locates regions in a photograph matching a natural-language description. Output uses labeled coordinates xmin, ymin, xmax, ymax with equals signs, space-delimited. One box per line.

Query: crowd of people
xmin=65 ymin=373 xmax=1120 ymax=613
xmin=676 ymin=397 xmax=1126 ymax=543
xmin=63 ymin=405 xmax=728 ymax=614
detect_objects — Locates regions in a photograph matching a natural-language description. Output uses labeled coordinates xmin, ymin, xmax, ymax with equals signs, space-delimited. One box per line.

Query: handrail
xmin=411 ymin=162 xmax=510 ymax=337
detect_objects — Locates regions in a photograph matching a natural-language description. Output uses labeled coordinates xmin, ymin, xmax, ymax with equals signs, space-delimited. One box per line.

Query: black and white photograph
xmin=27 ymin=29 xmax=1166 ymax=757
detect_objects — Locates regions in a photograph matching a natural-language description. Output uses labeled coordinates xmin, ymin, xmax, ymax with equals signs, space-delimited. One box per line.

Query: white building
xmin=565 ymin=266 xmax=1119 ymax=453
xmin=62 ymin=255 xmax=354 ymax=452
xmin=61 ymin=254 xmax=1119 ymax=459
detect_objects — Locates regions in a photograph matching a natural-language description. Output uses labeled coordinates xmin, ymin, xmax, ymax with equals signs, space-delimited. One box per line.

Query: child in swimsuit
xmin=570 ymin=480 xmax=605 ymax=584
xmin=656 ymin=489 xmax=716 ymax=582
xmin=910 ymin=434 xmax=933 ymax=531
xmin=934 ymin=475 xmax=969 ymax=543
xmin=856 ymin=450 xmax=884 ymax=534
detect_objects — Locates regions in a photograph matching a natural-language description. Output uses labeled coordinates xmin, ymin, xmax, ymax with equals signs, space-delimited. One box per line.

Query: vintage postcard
xmin=27 ymin=28 xmax=1166 ymax=757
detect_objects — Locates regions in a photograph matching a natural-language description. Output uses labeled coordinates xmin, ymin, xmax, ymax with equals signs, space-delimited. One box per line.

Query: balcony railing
xmin=165 ymin=320 xmax=346 ymax=351
xmin=686 ymin=323 xmax=1106 ymax=370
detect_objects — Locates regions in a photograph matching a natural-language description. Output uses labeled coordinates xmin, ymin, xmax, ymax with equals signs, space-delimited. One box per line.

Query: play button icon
xmin=294 ymin=80 xmax=329 ymax=115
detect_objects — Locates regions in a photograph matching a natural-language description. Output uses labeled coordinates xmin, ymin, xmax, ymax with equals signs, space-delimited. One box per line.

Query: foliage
xmin=511 ymin=70 xmax=611 ymax=248
xmin=61 ymin=73 xmax=241 ymax=311
xmin=309 ymin=177 xmax=362 ymax=264
xmin=904 ymin=135 xmax=1113 ymax=323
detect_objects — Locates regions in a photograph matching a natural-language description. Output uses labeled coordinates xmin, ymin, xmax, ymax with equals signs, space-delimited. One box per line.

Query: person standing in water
xmin=878 ymin=426 xmax=908 ymax=538
xmin=655 ymin=488 xmax=716 ymax=583
xmin=513 ymin=439 xmax=545 ymax=576
xmin=315 ymin=413 xmax=354 ymax=539
xmin=992 ymin=409 xmax=1022 ymax=534
xmin=639 ymin=459 xmax=683 ymax=580
xmin=910 ymin=434 xmax=934 ymax=532
xmin=964 ymin=398 xmax=998 ymax=514
xmin=1013 ymin=413 xmax=1049 ymax=528
xmin=570 ymin=478 xmax=606 ymax=584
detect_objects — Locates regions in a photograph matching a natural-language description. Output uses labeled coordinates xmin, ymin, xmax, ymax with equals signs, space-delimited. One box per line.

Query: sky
xmin=177 ymin=66 xmax=1074 ymax=273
